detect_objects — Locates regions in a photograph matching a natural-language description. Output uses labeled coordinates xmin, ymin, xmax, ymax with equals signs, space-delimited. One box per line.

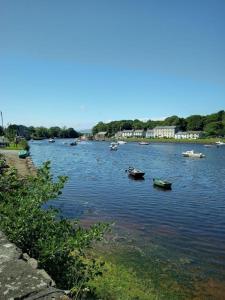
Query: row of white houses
xmin=114 ymin=126 xmax=203 ymax=139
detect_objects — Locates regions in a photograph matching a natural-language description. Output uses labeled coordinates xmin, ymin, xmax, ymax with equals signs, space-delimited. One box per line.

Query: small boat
xmin=110 ymin=143 xmax=118 ymax=151
xmin=117 ymin=141 xmax=127 ymax=145
xmin=126 ymin=167 xmax=145 ymax=178
xmin=215 ymin=141 xmax=225 ymax=146
xmin=204 ymin=144 xmax=214 ymax=148
xmin=139 ymin=142 xmax=150 ymax=145
xmin=182 ymin=150 xmax=205 ymax=158
xmin=18 ymin=150 xmax=30 ymax=159
xmin=153 ymin=178 xmax=172 ymax=189
xmin=48 ymin=138 xmax=55 ymax=143
xmin=70 ymin=141 xmax=77 ymax=146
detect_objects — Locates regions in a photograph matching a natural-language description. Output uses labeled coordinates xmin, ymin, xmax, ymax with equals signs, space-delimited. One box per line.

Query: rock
xmin=28 ymin=258 xmax=38 ymax=269
xmin=0 ymin=231 xmax=68 ymax=299
xmin=37 ymin=269 xmax=56 ymax=287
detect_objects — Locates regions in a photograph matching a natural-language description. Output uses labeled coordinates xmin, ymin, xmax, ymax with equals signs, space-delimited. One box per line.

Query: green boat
xmin=18 ymin=150 xmax=30 ymax=159
xmin=153 ymin=178 xmax=172 ymax=189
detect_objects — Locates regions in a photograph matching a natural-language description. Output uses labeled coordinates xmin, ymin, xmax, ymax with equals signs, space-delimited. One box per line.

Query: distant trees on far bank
xmin=3 ymin=125 xmax=80 ymax=140
xmin=92 ymin=110 xmax=225 ymax=137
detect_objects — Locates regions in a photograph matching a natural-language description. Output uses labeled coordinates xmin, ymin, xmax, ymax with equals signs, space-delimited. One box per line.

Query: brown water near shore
xmin=0 ymin=149 xmax=36 ymax=176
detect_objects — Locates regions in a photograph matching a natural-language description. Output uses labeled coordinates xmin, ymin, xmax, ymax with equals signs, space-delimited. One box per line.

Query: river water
xmin=30 ymin=140 xmax=225 ymax=299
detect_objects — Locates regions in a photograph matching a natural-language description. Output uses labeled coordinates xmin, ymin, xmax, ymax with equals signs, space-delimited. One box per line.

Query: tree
xmin=0 ymin=126 xmax=3 ymax=136
xmin=49 ymin=126 xmax=61 ymax=138
xmin=186 ymin=115 xmax=204 ymax=131
xmin=34 ymin=127 xmax=49 ymax=138
xmin=67 ymin=127 xmax=79 ymax=138
xmin=204 ymin=121 xmax=224 ymax=137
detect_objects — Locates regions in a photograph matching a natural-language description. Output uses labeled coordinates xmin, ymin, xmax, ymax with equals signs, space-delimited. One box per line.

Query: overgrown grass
xmin=2 ymin=140 xmax=30 ymax=150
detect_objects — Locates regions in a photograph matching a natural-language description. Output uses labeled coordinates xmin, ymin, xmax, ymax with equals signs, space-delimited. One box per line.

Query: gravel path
xmin=0 ymin=149 xmax=36 ymax=176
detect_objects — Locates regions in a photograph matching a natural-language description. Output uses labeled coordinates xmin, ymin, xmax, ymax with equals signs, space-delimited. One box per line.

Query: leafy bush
xmin=0 ymin=161 xmax=108 ymax=298
xmin=18 ymin=139 xmax=30 ymax=150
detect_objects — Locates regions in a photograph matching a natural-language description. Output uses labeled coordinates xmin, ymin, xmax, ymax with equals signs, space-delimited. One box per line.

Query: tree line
xmin=1 ymin=125 xmax=80 ymax=140
xmin=92 ymin=110 xmax=225 ymax=137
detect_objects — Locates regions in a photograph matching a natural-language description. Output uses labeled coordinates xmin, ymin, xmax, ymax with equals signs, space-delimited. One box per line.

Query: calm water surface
xmin=30 ymin=140 xmax=225 ymax=298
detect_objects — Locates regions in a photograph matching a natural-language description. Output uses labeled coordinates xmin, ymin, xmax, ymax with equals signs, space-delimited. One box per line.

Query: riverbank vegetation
xmin=2 ymin=139 xmax=30 ymax=151
xmin=1 ymin=124 xmax=79 ymax=140
xmin=0 ymin=158 xmax=109 ymax=298
xmin=93 ymin=110 xmax=225 ymax=137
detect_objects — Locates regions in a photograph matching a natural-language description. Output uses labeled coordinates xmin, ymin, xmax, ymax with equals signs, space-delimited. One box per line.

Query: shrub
xmin=0 ymin=161 xmax=108 ymax=298
xmin=18 ymin=139 xmax=30 ymax=150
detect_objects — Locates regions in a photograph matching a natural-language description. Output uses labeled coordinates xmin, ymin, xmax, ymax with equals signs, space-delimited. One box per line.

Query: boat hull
xmin=127 ymin=167 xmax=145 ymax=178
xmin=18 ymin=150 xmax=29 ymax=159
xmin=153 ymin=179 xmax=172 ymax=189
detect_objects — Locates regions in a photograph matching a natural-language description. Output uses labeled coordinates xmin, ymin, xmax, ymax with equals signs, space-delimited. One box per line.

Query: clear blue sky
xmin=0 ymin=0 xmax=225 ymax=130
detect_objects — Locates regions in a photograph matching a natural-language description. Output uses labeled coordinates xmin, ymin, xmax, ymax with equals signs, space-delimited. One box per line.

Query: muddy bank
xmin=0 ymin=149 xmax=36 ymax=176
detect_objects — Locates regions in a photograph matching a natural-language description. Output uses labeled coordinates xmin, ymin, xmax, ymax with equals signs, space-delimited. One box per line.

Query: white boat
xmin=48 ymin=138 xmax=55 ymax=143
xmin=110 ymin=143 xmax=118 ymax=151
xmin=139 ymin=142 xmax=150 ymax=145
xmin=182 ymin=150 xmax=205 ymax=158
xmin=215 ymin=141 xmax=225 ymax=146
xmin=117 ymin=141 xmax=127 ymax=145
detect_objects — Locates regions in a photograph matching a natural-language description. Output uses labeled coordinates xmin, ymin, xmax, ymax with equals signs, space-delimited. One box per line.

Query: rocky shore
xmin=0 ymin=231 xmax=69 ymax=300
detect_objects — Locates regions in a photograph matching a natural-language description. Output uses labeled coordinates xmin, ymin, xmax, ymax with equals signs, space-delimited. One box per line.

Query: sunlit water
xmin=30 ymin=140 xmax=225 ymax=298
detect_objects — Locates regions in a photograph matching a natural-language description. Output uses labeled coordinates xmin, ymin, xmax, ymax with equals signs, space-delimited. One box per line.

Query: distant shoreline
xmin=108 ymin=137 xmax=225 ymax=144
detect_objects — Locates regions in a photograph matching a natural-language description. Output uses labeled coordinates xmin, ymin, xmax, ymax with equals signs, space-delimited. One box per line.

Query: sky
xmin=0 ymin=0 xmax=225 ymax=130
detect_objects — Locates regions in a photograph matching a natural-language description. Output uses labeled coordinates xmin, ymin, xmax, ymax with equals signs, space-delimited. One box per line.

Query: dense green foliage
xmin=92 ymin=111 xmax=225 ymax=137
xmin=0 ymin=159 xmax=108 ymax=298
xmin=5 ymin=124 xmax=80 ymax=140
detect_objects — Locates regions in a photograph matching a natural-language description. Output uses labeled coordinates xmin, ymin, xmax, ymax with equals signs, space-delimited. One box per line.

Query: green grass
xmin=2 ymin=144 xmax=23 ymax=150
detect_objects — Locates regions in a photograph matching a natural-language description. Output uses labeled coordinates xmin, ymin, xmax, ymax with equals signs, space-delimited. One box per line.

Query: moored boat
xmin=153 ymin=178 xmax=172 ymax=189
xmin=110 ymin=143 xmax=118 ymax=151
xmin=117 ymin=141 xmax=127 ymax=145
xmin=126 ymin=167 xmax=145 ymax=178
xmin=215 ymin=141 xmax=225 ymax=146
xmin=70 ymin=141 xmax=77 ymax=146
xmin=182 ymin=150 xmax=205 ymax=158
xmin=139 ymin=142 xmax=150 ymax=145
xmin=18 ymin=150 xmax=30 ymax=159
xmin=48 ymin=138 xmax=55 ymax=143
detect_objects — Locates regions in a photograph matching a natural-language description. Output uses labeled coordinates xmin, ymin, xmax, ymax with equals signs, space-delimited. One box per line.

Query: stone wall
xmin=0 ymin=231 xmax=70 ymax=300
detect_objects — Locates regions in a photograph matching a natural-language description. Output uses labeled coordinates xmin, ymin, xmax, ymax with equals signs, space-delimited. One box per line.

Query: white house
xmin=133 ymin=129 xmax=145 ymax=137
xmin=115 ymin=131 xmax=123 ymax=138
xmin=175 ymin=131 xmax=203 ymax=139
xmin=145 ymin=129 xmax=154 ymax=138
xmin=153 ymin=126 xmax=178 ymax=138
xmin=121 ymin=130 xmax=134 ymax=138
xmin=95 ymin=131 xmax=107 ymax=140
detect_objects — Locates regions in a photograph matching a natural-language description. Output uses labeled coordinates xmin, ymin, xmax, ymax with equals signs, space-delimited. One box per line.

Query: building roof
xmin=134 ymin=129 xmax=144 ymax=132
xmin=96 ymin=131 xmax=107 ymax=135
xmin=154 ymin=126 xmax=177 ymax=129
xmin=146 ymin=129 xmax=154 ymax=132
